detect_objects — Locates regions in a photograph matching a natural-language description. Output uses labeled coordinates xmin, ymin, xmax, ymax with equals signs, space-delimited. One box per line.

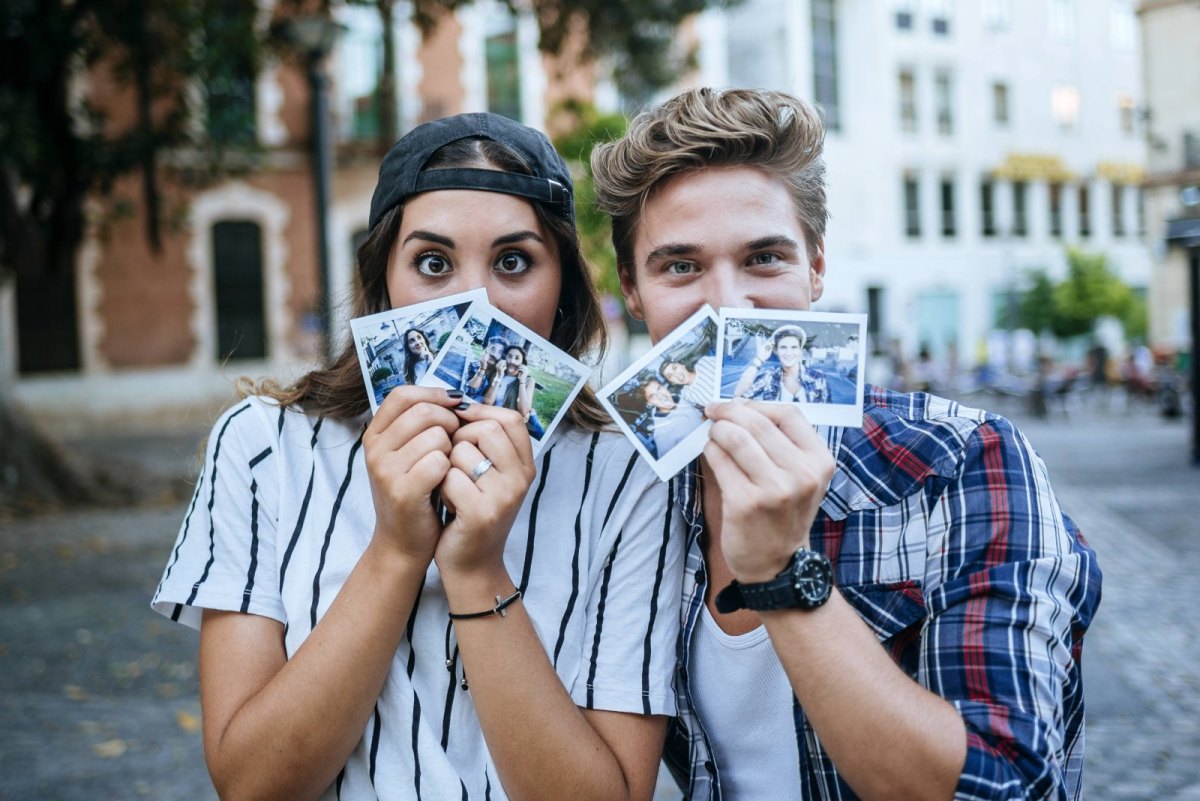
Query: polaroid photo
xmin=424 ymin=303 xmax=590 ymax=455
xmin=597 ymin=305 xmax=719 ymax=482
xmin=350 ymin=288 xmax=487 ymax=413
xmin=715 ymin=308 xmax=868 ymax=428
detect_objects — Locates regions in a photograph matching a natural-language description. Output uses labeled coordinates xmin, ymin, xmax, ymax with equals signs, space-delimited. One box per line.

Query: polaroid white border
xmin=597 ymin=305 xmax=719 ymax=482
xmin=423 ymin=302 xmax=591 ymax=456
xmin=349 ymin=288 xmax=488 ymax=414
xmin=715 ymin=308 xmax=868 ymax=428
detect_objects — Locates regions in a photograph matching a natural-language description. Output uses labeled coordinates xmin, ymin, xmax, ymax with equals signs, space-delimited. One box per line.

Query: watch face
xmin=792 ymin=554 xmax=832 ymax=604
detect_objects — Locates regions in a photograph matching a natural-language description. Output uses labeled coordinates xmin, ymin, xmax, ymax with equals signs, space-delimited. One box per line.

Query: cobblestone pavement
xmin=1 ymin=402 xmax=1196 ymax=800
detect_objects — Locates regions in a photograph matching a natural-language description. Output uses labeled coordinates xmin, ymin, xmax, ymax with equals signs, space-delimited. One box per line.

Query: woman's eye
xmin=416 ymin=253 xmax=451 ymax=276
xmin=495 ymin=251 xmax=531 ymax=275
xmin=665 ymin=261 xmax=696 ymax=275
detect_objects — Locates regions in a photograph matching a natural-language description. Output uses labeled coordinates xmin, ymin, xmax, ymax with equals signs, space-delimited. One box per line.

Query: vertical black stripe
xmin=518 ymin=441 xmax=557 ymax=594
xmin=161 ymin=472 xmax=205 ymax=585
xmin=309 ymin=428 xmax=365 ymax=629
xmin=277 ymin=405 xmax=286 ymax=436
xmin=600 ymin=452 xmax=639 ymax=532
xmin=170 ymin=603 xmax=183 ymax=622
xmin=460 ymin=780 xmax=469 ymax=800
xmin=279 ymin=417 xmax=324 ymax=589
xmin=552 ymin=432 xmax=599 ymax=667
xmin=368 ymin=705 xmax=382 ymax=785
xmin=186 ymin=404 xmax=252 ymax=605
xmin=335 ymin=767 xmax=345 ymax=799
xmin=406 ymin=577 xmax=425 ymax=800
xmin=484 ymin=768 xmax=492 ymax=801
xmin=586 ymin=529 xmax=624 ymax=709
xmin=240 ymin=478 xmax=260 ymax=613
xmin=441 ymin=618 xmax=458 ymax=750
xmin=239 ymin=447 xmax=273 ymax=612
xmin=640 ymin=481 xmax=674 ymax=714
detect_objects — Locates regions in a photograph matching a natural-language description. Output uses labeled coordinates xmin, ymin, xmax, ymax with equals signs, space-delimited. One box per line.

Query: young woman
xmin=401 ymin=327 xmax=436 ymax=385
xmin=152 ymin=113 xmax=682 ymax=801
xmin=733 ymin=325 xmax=830 ymax=402
xmin=484 ymin=344 xmax=545 ymax=438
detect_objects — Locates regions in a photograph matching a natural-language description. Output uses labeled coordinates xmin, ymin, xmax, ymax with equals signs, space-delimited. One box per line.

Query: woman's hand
xmin=434 ymin=403 xmax=536 ymax=578
xmin=363 ymin=386 xmax=462 ymax=565
xmin=702 ymin=399 xmax=834 ymax=583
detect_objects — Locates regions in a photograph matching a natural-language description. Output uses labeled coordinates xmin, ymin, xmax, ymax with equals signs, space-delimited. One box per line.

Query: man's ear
xmin=618 ymin=263 xmax=645 ymax=320
xmin=808 ymin=239 xmax=827 ymax=303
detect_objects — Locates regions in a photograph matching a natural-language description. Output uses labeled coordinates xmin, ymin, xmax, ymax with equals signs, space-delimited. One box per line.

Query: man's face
xmin=485 ymin=340 xmax=506 ymax=361
xmin=643 ymin=380 xmax=676 ymax=412
xmin=621 ymin=166 xmax=825 ymax=344
xmin=775 ymin=336 xmax=803 ymax=368
xmin=661 ymin=361 xmax=691 ymax=386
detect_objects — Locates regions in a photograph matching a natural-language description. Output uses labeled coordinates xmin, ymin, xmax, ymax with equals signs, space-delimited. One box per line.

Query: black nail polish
xmin=455 ymin=402 xmax=470 ymax=411
xmin=446 ymin=390 xmax=464 ymax=399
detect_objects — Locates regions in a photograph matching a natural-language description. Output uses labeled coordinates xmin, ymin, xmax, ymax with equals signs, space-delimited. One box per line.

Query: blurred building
xmin=1 ymin=1 xmax=598 ymax=430
xmin=685 ymin=0 xmax=1149 ymax=372
xmin=2 ymin=0 xmax=1156 ymax=428
xmin=1138 ymin=0 xmax=1200 ymax=353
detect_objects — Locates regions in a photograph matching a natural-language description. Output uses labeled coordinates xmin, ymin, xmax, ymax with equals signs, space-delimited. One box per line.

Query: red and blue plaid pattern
xmin=665 ymin=386 xmax=1101 ymax=800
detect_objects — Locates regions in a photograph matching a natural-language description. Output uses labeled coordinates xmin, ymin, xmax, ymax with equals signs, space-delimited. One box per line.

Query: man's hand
xmin=702 ymin=399 xmax=834 ymax=583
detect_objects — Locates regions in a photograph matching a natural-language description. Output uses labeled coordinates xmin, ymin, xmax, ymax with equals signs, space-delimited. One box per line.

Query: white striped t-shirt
xmin=151 ymin=396 xmax=684 ymax=800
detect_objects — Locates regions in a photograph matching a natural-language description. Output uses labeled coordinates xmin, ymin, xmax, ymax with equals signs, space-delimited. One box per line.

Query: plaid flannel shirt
xmin=664 ymin=386 xmax=1102 ymax=800
xmin=745 ymin=365 xmax=831 ymax=403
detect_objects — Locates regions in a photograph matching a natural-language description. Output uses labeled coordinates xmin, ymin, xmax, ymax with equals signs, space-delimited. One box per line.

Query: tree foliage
xmin=1015 ymin=250 xmax=1147 ymax=340
xmin=551 ymin=99 xmax=627 ymax=297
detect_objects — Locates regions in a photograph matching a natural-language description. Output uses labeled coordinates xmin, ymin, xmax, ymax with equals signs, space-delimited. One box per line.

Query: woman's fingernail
xmin=455 ymin=402 xmax=470 ymax=411
xmin=446 ymin=390 xmax=464 ymax=399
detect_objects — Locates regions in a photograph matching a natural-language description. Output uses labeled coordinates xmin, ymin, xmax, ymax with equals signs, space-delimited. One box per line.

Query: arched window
xmin=212 ymin=220 xmax=266 ymax=361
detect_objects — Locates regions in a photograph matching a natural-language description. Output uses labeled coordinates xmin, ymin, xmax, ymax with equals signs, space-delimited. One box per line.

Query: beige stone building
xmin=1139 ymin=0 xmax=1200 ymax=352
xmin=1 ymin=2 xmax=596 ymax=432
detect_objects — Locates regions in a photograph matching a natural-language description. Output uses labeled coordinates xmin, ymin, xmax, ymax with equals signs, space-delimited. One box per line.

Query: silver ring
xmin=469 ymin=458 xmax=494 ymax=482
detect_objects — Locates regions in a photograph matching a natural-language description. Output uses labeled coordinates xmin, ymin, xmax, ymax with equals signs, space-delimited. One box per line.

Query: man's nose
xmin=705 ymin=265 xmax=756 ymax=309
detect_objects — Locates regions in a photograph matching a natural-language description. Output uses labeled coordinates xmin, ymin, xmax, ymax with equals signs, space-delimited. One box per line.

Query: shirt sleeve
xmin=920 ymin=417 xmax=1101 ymax=800
xmin=569 ymin=455 xmax=685 ymax=717
xmin=151 ymin=399 xmax=286 ymax=631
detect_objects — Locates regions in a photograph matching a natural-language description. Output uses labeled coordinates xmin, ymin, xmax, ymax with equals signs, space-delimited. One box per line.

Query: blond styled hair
xmin=590 ymin=87 xmax=828 ymax=269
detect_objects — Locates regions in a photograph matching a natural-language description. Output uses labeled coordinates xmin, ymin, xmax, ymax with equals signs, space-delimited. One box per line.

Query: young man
xmin=592 ymin=88 xmax=1101 ymax=800
xmin=642 ymin=377 xmax=706 ymax=458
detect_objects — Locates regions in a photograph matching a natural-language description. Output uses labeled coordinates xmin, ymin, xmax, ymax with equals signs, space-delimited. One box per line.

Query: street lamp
xmin=275 ymin=15 xmax=345 ymax=364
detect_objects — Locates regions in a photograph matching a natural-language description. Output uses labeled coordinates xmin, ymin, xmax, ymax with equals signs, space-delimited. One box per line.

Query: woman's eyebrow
xmin=492 ymin=230 xmax=544 ymax=246
xmin=403 ymin=230 xmax=454 ymax=248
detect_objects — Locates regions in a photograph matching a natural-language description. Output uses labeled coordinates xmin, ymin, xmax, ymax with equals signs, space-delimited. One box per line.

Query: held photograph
xmin=716 ymin=309 xmax=868 ymax=428
xmin=425 ymin=303 xmax=590 ymax=453
xmin=597 ymin=306 xmax=719 ymax=481
xmin=349 ymin=288 xmax=487 ymax=413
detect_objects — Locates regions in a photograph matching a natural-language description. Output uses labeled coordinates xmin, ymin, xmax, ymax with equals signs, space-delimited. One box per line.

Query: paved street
xmin=1 ymin=398 xmax=1197 ymax=800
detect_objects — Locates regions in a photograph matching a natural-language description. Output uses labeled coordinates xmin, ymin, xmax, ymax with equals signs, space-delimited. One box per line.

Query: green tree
xmin=551 ymin=100 xmax=627 ymax=297
xmin=1016 ymin=268 xmax=1058 ymax=334
xmin=1051 ymin=248 xmax=1139 ymax=339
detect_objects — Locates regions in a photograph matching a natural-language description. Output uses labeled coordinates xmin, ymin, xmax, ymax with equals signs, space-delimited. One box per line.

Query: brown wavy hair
xmin=590 ymin=87 xmax=828 ymax=270
xmin=259 ymin=137 xmax=610 ymax=430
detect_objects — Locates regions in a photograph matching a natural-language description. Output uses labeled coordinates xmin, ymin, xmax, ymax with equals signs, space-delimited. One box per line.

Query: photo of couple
xmin=600 ymin=307 xmax=719 ymax=479
xmin=431 ymin=311 xmax=588 ymax=445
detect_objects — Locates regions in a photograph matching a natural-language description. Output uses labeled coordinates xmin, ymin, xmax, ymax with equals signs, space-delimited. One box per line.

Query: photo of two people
xmin=429 ymin=308 xmax=589 ymax=450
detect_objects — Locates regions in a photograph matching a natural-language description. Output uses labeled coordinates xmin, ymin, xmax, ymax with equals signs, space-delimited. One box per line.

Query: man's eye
xmin=495 ymin=251 xmax=531 ymax=274
xmin=416 ymin=253 xmax=452 ymax=276
xmin=665 ymin=261 xmax=696 ymax=275
xmin=750 ymin=252 xmax=781 ymax=265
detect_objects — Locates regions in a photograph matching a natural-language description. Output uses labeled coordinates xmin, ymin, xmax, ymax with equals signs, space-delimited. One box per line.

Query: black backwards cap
xmin=367 ymin=112 xmax=574 ymax=232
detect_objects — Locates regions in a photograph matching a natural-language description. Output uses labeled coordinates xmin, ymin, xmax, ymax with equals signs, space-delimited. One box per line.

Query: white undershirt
xmin=690 ymin=604 xmax=803 ymax=800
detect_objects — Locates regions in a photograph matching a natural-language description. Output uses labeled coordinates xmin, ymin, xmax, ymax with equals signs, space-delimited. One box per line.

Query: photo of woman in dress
xmin=401 ymin=328 xmax=436 ymax=385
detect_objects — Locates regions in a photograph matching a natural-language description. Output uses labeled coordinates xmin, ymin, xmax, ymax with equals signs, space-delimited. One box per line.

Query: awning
xmin=1165 ymin=217 xmax=1200 ymax=246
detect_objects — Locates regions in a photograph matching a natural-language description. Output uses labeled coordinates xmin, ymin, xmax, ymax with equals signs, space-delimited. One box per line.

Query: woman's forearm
xmin=201 ymin=542 xmax=429 ymax=801
xmin=443 ymin=567 xmax=651 ymax=801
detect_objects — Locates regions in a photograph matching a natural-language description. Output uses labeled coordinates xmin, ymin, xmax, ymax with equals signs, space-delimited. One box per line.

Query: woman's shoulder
xmin=208 ymin=395 xmax=367 ymax=456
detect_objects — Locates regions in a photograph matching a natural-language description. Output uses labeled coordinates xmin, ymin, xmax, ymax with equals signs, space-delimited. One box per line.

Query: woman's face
xmin=775 ymin=335 xmax=803 ymax=368
xmin=405 ymin=330 xmax=429 ymax=357
xmin=504 ymin=347 xmax=525 ymax=373
xmin=661 ymin=362 xmax=690 ymax=386
xmin=387 ymin=189 xmax=563 ymax=340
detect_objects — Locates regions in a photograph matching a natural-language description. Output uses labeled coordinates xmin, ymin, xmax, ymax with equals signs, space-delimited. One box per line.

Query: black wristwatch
xmin=714 ymin=548 xmax=833 ymax=613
